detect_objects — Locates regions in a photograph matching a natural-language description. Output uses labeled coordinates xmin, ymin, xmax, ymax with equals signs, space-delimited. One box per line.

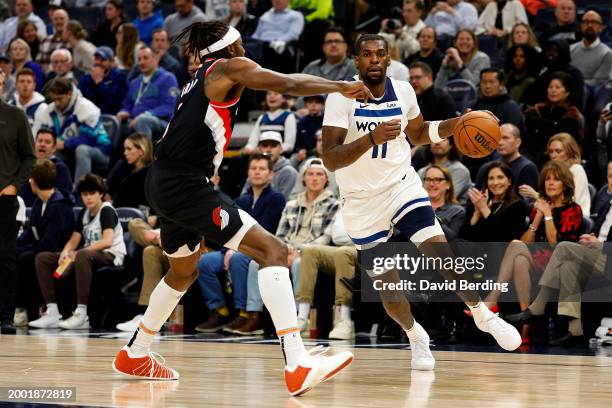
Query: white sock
xmin=297 ymin=302 xmax=310 ymax=320
xmin=405 ymin=320 xmax=428 ymax=341
xmin=76 ymin=304 xmax=87 ymax=315
xmin=46 ymin=303 xmax=59 ymax=315
xmin=128 ymin=278 xmax=186 ymax=357
xmin=468 ymin=301 xmax=494 ymax=322
xmin=258 ymin=266 xmax=305 ymax=367
xmin=339 ymin=304 xmax=351 ymax=321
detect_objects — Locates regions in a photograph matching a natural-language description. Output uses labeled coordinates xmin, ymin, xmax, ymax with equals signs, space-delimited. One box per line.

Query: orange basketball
xmin=453 ymin=111 xmax=500 ymax=158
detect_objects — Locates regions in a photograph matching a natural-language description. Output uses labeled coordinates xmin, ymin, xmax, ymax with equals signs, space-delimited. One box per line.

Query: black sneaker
xmin=195 ymin=311 xmax=230 ymax=333
xmin=1 ymin=321 xmax=16 ymax=334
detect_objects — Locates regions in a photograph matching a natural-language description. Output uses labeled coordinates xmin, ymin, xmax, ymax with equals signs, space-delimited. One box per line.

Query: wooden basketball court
xmin=0 ymin=333 xmax=610 ymax=407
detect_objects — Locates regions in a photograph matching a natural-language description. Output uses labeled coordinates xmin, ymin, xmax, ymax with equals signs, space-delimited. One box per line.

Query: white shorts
xmin=341 ymin=177 xmax=444 ymax=249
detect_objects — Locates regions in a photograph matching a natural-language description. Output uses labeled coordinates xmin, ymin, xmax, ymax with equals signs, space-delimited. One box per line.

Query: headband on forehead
xmin=199 ymin=26 xmax=241 ymax=58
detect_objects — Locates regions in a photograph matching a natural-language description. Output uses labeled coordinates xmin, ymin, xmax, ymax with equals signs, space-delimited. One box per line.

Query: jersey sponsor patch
xmin=212 ymin=206 xmax=229 ymax=230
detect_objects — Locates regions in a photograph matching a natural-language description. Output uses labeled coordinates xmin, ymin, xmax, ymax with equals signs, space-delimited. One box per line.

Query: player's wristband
xmin=428 ymin=121 xmax=443 ymax=143
xmin=368 ymin=131 xmax=375 ymax=146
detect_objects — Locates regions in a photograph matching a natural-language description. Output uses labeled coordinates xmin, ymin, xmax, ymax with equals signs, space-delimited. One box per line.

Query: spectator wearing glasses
xmin=423 ymin=164 xmax=466 ymax=241
xmin=408 ymin=61 xmax=456 ymax=121
xmin=297 ymin=27 xmax=357 ymax=112
xmin=301 ymin=27 xmax=357 ymax=82
xmin=570 ymin=11 xmax=612 ymax=87
xmin=416 ymin=138 xmax=472 ymax=203
xmin=41 ymin=49 xmax=82 ymax=98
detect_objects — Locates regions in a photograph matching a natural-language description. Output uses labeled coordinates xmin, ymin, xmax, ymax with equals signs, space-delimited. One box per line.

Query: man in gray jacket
xmin=242 ymin=131 xmax=298 ymax=199
xmin=0 ymin=71 xmax=36 ymax=333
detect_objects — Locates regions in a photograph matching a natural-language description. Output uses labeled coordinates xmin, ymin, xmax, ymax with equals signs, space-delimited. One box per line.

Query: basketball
xmin=453 ymin=111 xmax=500 ymax=158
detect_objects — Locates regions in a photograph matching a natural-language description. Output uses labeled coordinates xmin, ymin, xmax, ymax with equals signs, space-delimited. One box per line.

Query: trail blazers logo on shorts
xmin=212 ymin=206 xmax=229 ymax=230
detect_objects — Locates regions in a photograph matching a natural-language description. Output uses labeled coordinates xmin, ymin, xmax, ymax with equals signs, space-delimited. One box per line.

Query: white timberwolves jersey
xmin=323 ymin=76 xmax=421 ymax=196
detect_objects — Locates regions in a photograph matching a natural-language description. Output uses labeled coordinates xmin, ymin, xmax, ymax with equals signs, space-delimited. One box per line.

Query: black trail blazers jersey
xmin=155 ymin=58 xmax=239 ymax=178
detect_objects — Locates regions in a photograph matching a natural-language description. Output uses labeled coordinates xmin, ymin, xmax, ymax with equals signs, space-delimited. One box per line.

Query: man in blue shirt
xmin=252 ymin=0 xmax=304 ymax=73
xmin=117 ymin=46 xmax=178 ymax=141
xmin=424 ymin=0 xmax=478 ymax=38
xmin=79 ymin=47 xmax=128 ymax=115
xmin=133 ymin=0 xmax=164 ymax=45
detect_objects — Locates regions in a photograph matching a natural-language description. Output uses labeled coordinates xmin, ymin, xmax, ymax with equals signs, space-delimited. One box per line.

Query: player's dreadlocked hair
xmin=174 ymin=21 xmax=233 ymax=61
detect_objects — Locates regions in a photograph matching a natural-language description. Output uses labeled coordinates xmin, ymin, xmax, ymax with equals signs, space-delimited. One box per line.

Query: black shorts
xmin=145 ymin=161 xmax=255 ymax=257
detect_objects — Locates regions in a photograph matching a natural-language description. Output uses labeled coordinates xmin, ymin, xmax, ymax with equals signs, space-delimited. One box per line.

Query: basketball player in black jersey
xmin=112 ymin=21 xmax=373 ymax=396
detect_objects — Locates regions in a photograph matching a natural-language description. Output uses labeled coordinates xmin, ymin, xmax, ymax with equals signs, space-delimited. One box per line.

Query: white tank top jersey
xmin=323 ymin=76 xmax=422 ymax=197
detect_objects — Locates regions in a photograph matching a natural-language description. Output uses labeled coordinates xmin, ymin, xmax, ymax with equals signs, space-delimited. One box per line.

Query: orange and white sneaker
xmin=112 ymin=346 xmax=179 ymax=380
xmin=285 ymin=345 xmax=353 ymax=396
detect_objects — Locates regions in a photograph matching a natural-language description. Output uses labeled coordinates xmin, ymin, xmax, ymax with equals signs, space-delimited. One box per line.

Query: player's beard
xmin=363 ymin=72 xmax=385 ymax=85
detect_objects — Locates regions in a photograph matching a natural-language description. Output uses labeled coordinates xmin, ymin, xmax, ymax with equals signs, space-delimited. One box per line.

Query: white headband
xmin=199 ymin=26 xmax=241 ymax=58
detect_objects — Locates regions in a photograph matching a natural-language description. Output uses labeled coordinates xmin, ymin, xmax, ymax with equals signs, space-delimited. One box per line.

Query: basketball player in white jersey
xmin=322 ymin=34 xmax=522 ymax=370
xmin=111 ymin=22 xmax=374 ymax=396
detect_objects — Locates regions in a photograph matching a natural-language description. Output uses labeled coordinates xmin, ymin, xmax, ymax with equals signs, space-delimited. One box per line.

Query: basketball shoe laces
xmin=131 ymin=351 xmax=175 ymax=379
xmin=478 ymin=312 xmax=508 ymax=333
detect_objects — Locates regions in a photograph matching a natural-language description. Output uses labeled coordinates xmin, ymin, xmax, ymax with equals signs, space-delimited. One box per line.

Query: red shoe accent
xmin=321 ymin=355 xmax=353 ymax=382
xmin=285 ymin=366 xmax=313 ymax=395
xmin=112 ymin=346 xmax=179 ymax=380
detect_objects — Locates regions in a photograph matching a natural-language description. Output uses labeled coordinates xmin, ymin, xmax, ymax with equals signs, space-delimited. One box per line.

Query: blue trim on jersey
xmin=391 ymin=197 xmax=431 ymax=222
xmin=349 ymin=77 xmax=399 ymax=105
xmin=381 ymin=142 xmax=387 ymax=158
xmin=354 ymin=107 xmax=402 ymax=117
xmin=394 ymin=205 xmax=436 ymax=239
xmin=351 ymin=229 xmax=390 ymax=244
xmin=371 ymin=144 xmax=378 ymax=158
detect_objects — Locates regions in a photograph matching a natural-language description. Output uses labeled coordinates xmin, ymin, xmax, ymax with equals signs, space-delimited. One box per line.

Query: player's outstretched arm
xmin=322 ymin=120 xmax=402 ymax=171
xmin=224 ymin=57 xmax=373 ymax=99
xmin=404 ymin=113 xmax=460 ymax=146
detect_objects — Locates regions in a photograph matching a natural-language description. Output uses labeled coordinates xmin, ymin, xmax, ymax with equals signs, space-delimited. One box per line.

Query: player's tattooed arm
xmin=321 ymin=126 xmax=372 ymax=171
xmin=404 ymin=113 xmax=461 ymax=146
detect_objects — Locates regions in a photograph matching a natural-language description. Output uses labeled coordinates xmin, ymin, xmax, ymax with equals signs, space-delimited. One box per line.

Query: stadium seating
xmin=443 ymin=79 xmax=477 ymax=114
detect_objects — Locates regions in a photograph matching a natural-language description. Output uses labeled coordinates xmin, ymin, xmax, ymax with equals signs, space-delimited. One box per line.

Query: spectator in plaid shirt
xmin=36 ymin=9 xmax=69 ymax=72
xmin=275 ymin=158 xmax=339 ymax=292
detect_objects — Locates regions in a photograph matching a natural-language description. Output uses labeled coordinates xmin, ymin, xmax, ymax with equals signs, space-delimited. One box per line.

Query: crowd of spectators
xmin=0 ymin=0 xmax=610 ymax=346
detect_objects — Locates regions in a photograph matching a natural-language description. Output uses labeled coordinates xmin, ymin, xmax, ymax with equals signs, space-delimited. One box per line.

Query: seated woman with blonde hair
xmin=519 ymin=133 xmax=590 ymax=216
